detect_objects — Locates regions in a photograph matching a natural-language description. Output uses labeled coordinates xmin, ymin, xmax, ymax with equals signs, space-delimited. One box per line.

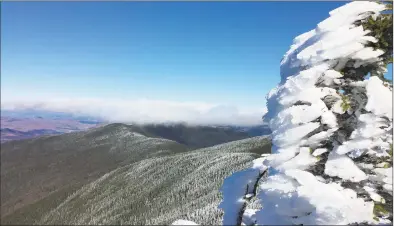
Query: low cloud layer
xmin=1 ymin=97 xmax=268 ymax=126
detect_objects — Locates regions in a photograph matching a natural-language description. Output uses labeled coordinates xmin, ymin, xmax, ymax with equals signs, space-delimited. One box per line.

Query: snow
xmin=336 ymin=139 xmax=372 ymax=155
xmin=172 ymin=220 xmax=199 ymax=225
xmin=363 ymin=186 xmax=385 ymax=203
xmin=219 ymin=153 xmax=271 ymax=225
xmin=331 ymin=99 xmax=346 ymax=114
xmin=256 ymin=169 xmax=375 ymax=225
xmin=365 ymin=76 xmax=393 ymax=119
xmin=270 ymin=104 xmax=323 ymax=131
xmin=277 ymin=147 xmax=317 ymax=171
xmin=328 ymin=1 xmax=385 ymax=18
xmin=244 ymin=194 xmax=253 ymax=199
xmin=376 ymin=162 xmax=390 ymax=168
xmin=220 ymin=1 xmax=392 ymax=225
xmin=325 ymin=151 xmax=367 ymax=182
xmin=321 ymin=110 xmax=338 ymax=128
xmin=131 ymin=132 xmax=144 ymax=137
xmin=312 ymin=148 xmax=328 ymax=157
xmin=305 ymin=129 xmax=335 ymax=147
xmin=322 ymin=70 xmax=343 ymax=86
xmin=350 ymin=114 xmax=388 ymax=139
xmin=218 ymin=168 xmax=260 ymax=226
xmin=347 ymin=149 xmax=366 ymax=159
xmin=373 ymin=168 xmax=393 ymax=185
xmin=357 ymin=163 xmax=374 ymax=170
xmin=242 ymin=209 xmax=258 ymax=226
xmin=262 ymin=146 xmax=299 ymax=168
xmin=352 ymin=47 xmax=384 ymax=61
xmin=252 ymin=157 xmax=268 ymax=172
xmin=272 ymin=122 xmax=320 ymax=147
xmin=383 ymin=184 xmax=393 ymax=193
xmin=350 ymin=80 xmax=368 ymax=87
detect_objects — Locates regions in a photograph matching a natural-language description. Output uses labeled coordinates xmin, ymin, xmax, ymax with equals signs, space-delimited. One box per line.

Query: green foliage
xmin=389 ymin=143 xmax=393 ymax=157
xmin=374 ymin=203 xmax=389 ymax=216
xmin=340 ymin=95 xmax=351 ymax=112
xmin=363 ymin=14 xmax=392 ymax=50
xmin=356 ymin=1 xmax=393 ymax=82
xmin=362 ymin=1 xmax=393 ymax=80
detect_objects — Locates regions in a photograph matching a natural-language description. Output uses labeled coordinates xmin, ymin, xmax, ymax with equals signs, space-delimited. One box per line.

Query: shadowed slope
xmin=120 ymin=123 xmax=265 ymax=149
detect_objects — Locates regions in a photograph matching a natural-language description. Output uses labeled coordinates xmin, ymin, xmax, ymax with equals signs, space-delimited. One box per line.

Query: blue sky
xmin=1 ymin=1 xmax=392 ymax=125
xmin=2 ymin=1 xmax=355 ymax=105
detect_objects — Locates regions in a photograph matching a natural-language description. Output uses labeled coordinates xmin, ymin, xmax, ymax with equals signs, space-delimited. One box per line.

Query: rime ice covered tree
xmin=221 ymin=1 xmax=393 ymax=225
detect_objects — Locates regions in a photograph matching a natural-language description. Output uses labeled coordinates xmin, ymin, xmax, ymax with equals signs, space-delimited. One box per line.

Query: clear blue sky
xmin=1 ymin=1 xmax=392 ymax=108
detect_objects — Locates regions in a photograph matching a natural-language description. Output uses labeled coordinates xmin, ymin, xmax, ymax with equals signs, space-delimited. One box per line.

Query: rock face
xmin=221 ymin=1 xmax=393 ymax=225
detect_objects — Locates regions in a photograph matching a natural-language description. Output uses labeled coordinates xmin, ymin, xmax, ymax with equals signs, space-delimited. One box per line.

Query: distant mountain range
xmin=1 ymin=109 xmax=103 ymax=122
xmin=0 ymin=116 xmax=102 ymax=143
xmin=1 ymin=123 xmax=271 ymax=225
xmin=0 ymin=109 xmax=102 ymax=142
xmin=0 ymin=128 xmax=63 ymax=143
xmin=0 ymin=110 xmax=271 ymax=143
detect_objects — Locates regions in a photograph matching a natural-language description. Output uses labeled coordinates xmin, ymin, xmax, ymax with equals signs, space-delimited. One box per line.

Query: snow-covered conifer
xmin=221 ymin=1 xmax=393 ymax=225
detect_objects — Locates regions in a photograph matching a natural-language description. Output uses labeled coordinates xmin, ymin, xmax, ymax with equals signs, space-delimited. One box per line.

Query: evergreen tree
xmin=225 ymin=1 xmax=393 ymax=225
xmin=362 ymin=1 xmax=393 ymax=82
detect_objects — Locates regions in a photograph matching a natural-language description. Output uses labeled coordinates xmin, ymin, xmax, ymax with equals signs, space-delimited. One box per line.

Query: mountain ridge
xmin=1 ymin=123 xmax=271 ymax=224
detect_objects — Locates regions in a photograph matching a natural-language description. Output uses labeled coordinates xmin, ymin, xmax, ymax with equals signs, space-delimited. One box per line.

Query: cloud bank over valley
xmin=1 ymin=97 xmax=268 ymax=126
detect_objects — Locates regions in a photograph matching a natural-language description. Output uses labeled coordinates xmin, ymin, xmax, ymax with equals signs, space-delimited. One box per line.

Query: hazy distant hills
xmin=0 ymin=109 xmax=270 ymax=143
xmin=0 ymin=116 xmax=102 ymax=143
xmin=0 ymin=127 xmax=63 ymax=143
xmin=1 ymin=123 xmax=271 ymax=225
xmin=1 ymin=109 xmax=102 ymax=122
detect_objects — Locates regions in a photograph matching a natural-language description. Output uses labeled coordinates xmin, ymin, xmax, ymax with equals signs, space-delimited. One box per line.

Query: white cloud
xmin=1 ymin=97 xmax=267 ymax=126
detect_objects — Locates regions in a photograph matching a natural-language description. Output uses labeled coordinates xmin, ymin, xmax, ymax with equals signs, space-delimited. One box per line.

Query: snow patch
xmin=325 ymin=151 xmax=367 ymax=182
xmin=365 ymin=76 xmax=393 ymax=119
xmin=172 ymin=220 xmax=199 ymax=225
xmin=219 ymin=168 xmax=260 ymax=226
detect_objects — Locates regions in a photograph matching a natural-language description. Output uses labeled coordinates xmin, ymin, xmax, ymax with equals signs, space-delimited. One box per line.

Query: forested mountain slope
xmin=34 ymin=136 xmax=270 ymax=225
xmin=112 ymin=123 xmax=269 ymax=149
xmin=1 ymin=123 xmax=271 ymax=225
xmin=1 ymin=123 xmax=189 ymax=222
